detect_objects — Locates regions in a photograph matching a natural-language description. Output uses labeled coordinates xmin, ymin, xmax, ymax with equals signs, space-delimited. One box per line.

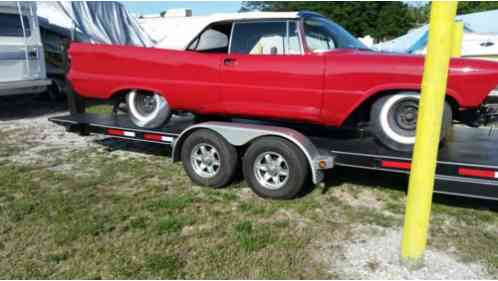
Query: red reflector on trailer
xmin=381 ymin=160 xmax=411 ymax=170
xmin=107 ymin=129 xmax=135 ymax=137
xmin=107 ymin=128 xmax=124 ymax=136
xmin=144 ymin=134 xmax=173 ymax=142
xmin=144 ymin=134 xmax=163 ymax=141
xmin=458 ymin=167 xmax=497 ymax=179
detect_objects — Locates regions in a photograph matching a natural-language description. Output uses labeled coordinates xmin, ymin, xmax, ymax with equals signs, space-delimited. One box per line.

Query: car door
xmin=220 ymin=20 xmax=325 ymax=123
xmin=160 ymin=22 xmax=232 ymax=113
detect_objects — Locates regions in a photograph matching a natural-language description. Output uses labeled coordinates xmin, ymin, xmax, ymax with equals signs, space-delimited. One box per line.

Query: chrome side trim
xmin=227 ymin=22 xmax=235 ymax=55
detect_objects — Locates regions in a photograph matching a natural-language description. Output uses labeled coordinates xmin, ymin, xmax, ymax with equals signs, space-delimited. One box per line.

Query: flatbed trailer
xmin=50 ymin=109 xmax=498 ymax=201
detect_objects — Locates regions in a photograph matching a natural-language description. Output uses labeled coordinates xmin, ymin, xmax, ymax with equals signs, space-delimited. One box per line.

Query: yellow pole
xmin=401 ymin=1 xmax=458 ymax=268
xmin=452 ymin=21 xmax=464 ymax=57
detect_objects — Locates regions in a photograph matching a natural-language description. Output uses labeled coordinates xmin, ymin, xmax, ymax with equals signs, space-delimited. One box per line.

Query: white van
xmin=0 ymin=1 xmax=50 ymax=96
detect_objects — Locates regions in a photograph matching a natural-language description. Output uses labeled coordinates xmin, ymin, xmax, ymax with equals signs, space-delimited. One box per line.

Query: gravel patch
xmin=332 ymin=188 xmax=385 ymax=210
xmin=314 ymin=225 xmax=490 ymax=279
xmin=0 ymin=96 xmax=166 ymax=168
xmin=0 ymin=111 xmax=102 ymax=165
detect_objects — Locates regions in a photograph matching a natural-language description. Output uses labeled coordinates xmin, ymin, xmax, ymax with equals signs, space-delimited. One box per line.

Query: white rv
xmin=0 ymin=1 xmax=50 ymax=96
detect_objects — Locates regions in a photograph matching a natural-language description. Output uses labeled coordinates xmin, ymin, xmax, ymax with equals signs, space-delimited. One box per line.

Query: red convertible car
xmin=68 ymin=11 xmax=498 ymax=151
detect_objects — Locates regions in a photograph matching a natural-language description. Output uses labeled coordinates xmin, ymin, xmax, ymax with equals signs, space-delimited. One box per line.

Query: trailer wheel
xmin=181 ymin=129 xmax=238 ymax=188
xmin=127 ymin=90 xmax=171 ymax=128
xmin=371 ymin=92 xmax=452 ymax=151
xmin=243 ymin=137 xmax=309 ymax=199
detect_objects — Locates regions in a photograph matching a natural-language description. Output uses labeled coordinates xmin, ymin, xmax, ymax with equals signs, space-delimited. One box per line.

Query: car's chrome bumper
xmin=485 ymin=88 xmax=498 ymax=104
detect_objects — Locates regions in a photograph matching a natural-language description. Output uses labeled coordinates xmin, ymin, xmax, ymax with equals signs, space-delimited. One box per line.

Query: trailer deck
xmin=50 ymin=113 xmax=498 ymax=201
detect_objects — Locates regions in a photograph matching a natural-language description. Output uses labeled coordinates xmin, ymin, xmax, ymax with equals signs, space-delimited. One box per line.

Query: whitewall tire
xmin=126 ymin=90 xmax=171 ymax=128
xmin=371 ymin=92 xmax=452 ymax=152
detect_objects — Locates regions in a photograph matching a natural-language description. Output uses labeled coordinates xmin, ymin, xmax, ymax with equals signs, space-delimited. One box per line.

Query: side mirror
xmin=270 ymin=46 xmax=278 ymax=55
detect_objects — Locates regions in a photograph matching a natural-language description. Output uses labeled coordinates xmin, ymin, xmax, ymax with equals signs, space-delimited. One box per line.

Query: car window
xmin=303 ymin=17 xmax=367 ymax=52
xmin=197 ymin=29 xmax=228 ymax=51
xmin=0 ymin=13 xmax=31 ymax=37
xmin=287 ymin=21 xmax=302 ymax=55
xmin=189 ymin=22 xmax=231 ymax=53
xmin=230 ymin=21 xmax=287 ymax=55
xmin=303 ymin=19 xmax=335 ymax=52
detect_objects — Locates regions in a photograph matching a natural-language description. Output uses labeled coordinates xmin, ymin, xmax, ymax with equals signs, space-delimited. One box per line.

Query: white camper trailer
xmin=0 ymin=2 xmax=50 ymax=96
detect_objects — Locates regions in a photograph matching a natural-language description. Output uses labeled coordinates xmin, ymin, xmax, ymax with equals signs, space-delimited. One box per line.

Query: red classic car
xmin=68 ymin=11 xmax=498 ymax=151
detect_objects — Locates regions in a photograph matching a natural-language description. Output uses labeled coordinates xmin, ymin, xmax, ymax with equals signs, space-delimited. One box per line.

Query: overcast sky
xmin=123 ymin=1 xmax=242 ymax=16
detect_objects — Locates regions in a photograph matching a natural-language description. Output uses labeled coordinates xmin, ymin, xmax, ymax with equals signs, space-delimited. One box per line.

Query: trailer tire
xmin=371 ymin=92 xmax=452 ymax=152
xmin=127 ymin=90 xmax=171 ymax=128
xmin=181 ymin=129 xmax=238 ymax=188
xmin=242 ymin=137 xmax=309 ymax=199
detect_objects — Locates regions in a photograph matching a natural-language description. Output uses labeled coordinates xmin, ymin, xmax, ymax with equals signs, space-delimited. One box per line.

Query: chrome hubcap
xmin=393 ymin=100 xmax=418 ymax=131
xmin=137 ymin=93 xmax=157 ymax=114
xmin=253 ymin=152 xmax=289 ymax=190
xmin=191 ymin=143 xmax=220 ymax=178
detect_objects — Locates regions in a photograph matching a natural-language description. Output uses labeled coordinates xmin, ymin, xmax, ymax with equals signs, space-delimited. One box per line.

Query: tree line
xmin=240 ymin=2 xmax=498 ymax=42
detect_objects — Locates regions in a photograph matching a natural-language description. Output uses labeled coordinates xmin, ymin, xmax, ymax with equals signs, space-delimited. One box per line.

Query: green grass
xmin=233 ymin=220 xmax=276 ymax=252
xmin=144 ymin=254 xmax=185 ymax=278
xmin=86 ymin=104 xmax=113 ymax=115
xmin=157 ymin=215 xmax=194 ymax=234
xmin=0 ymin=142 xmax=496 ymax=278
xmin=146 ymin=194 xmax=195 ymax=211
xmin=0 ymin=153 xmax=331 ymax=279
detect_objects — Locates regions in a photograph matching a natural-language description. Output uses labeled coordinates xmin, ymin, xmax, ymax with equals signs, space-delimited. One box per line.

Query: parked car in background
xmin=68 ymin=11 xmax=498 ymax=151
xmin=414 ymin=31 xmax=498 ymax=61
xmin=0 ymin=1 xmax=51 ymax=97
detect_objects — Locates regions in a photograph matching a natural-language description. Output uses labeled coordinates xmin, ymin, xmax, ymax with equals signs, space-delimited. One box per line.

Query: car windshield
xmin=303 ymin=17 xmax=368 ymax=52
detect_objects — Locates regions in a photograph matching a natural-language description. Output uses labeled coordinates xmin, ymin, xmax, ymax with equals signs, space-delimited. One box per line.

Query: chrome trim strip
xmin=488 ymin=89 xmax=498 ymax=97
xmin=285 ymin=20 xmax=289 ymax=55
xmin=227 ymin=22 xmax=235 ymax=55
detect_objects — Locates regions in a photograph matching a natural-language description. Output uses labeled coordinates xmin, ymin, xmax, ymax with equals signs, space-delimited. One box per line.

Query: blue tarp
xmin=373 ymin=9 xmax=498 ymax=53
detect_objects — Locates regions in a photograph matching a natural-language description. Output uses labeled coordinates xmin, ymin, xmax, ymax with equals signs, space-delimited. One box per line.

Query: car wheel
xmin=370 ymin=92 xmax=452 ymax=152
xmin=242 ymin=137 xmax=309 ymax=199
xmin=126 ymin=90 xmax=171 ymax=128
xmin=181 ymin=129 xmax=238 ymax=188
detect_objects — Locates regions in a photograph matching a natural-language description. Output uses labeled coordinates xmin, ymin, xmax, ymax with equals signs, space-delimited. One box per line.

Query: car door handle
xmin=223 ymin=58 xmax=237 ymax=66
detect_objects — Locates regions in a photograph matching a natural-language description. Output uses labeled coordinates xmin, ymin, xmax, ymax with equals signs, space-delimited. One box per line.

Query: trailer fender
xmin=172 ymin=121 xmax=334 ymax=184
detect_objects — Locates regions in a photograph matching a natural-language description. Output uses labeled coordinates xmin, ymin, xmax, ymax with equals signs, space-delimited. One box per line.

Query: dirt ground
xmin=0 ymin=95 xmax=497 ymax=279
